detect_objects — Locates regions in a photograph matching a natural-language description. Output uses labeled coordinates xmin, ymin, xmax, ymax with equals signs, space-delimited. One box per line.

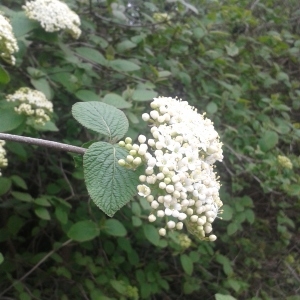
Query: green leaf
xmin=31 ymin=78 xmax=52 ymax=100
xmin=0 ymin=177 xmax=12 ymax=196
xmin=180 ymin=254 xmax=193 ymax=275
xmin=110 ymin=280 xmax=127 ymax=294
xmin=72 ymin=102 xmax=128 ymax=140
xmin=34 ymin=197 xmax=51 ymax=207
xmin=55 ymin=205 xmax=69 ymax=224
xmin=245 ymin=209 xmax=255 ymax=224
xmin=215 ymin=254 xmax=234 ymax=276
xmin=33 ymin=121 xmax=59 ymax=132
xmin=102 ymin=93 xmax=132 ymax=109
xmin=132 ymin=90 xmax=158 ymax=101
xmin=75 ymin=47 xmax=106 ymax=65
xmin=116 ymin=40 xmax=137 ymax=52
xmin=0 ymin=108 xmax=26 ymax=132
xmin=83 ymin=142 xmax=140 ymax=217
xmin=75 ymin=90 xmax=101 ymax=102
xmin=11 ymin=191 xmax=33 ymax=202
xmin=7 ymin=215 xmax=24 ymax=236
xmin=286 ymin=184 xmax=300 ymax=196
xmin=206 ymin=102 xmax=218 ymax=114
xmin=132 ymin=216 xmax=142 ymax=227
xmin=227 ymin=222 xmax=239 ymax=236
xmin=225 ymin=43 xmax=239 ymax=57
xmin=215 ymin=294 xmax=237 ymax=300
xmin=258 ymin=130 xmax=279 ymax=152
xmin=179 ymin=0 xmax=199 ymax=14
xmin=67 ymin=220 xmax=100 ymax=242
xmin=104 ymin=219 xmax=127 ymax=237
xmin=10 ymin=175 xmax=28 ymax=190
xmin=11 ymin=11 xmax=39 ymax=37
xmin=143 ymin=224 xmax=160 ymax=246
xmin=0 ymin=252 xmax=3 ymax=264
xmin=0 ymin=65 xmax=10 ymax=84
xmin=221 ymin=204 xmax=233 ymax=221
xmin=34 ymin=207 xmax=51 ymax=220
xmin=109 ymin=59 xmax=140 ymax=72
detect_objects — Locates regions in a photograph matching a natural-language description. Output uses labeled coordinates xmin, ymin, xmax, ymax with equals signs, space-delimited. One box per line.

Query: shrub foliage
xmin=0 ymin=0 xmax=299 ymax=299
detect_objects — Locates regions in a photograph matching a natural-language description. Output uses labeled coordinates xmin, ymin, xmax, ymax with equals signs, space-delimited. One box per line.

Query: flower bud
xmin=148 ymin=214 xmax=156 ymax=222
xmin=159 ymin=228 xmax=166 ymax=236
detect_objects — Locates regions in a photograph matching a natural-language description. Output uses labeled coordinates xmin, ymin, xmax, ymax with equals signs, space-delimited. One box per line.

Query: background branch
xmin=0 ymin=133 xmax=86 ymax=155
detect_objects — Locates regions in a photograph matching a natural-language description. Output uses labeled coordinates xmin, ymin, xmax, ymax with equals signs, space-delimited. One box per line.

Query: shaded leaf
xmin=75 ymin=47 xmax=106 ymax=65
xmin=180 ymin=254 xmax=193 ymax=275
xmin=109 ymin=59 xmax=140 ymax=72
xmin=132 ymin=90 xmax=157 ymax=101
xmin=34 ymin=207 xmax=51 ymax=220
xmin=143 ymin=224 xmax=160 ymax=246
xmin=0 ymin=65 xmax=10 ymax=84
xmin=102 ymin=93 xmax=132 ymax=109
xmin=67 ymin=220 xmax=100 ymax=242
xmin=104 ymin=219 xmax=127 ymax=237
xmin=0 ymin=108 xmax=26 ymax=132
xmin=258 ymin=130 xmax=279 ymax=152
xmin=75 ymin=90 xmax=101 ymax=102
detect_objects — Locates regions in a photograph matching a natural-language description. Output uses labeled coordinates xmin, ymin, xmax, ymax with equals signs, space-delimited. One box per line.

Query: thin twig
xmin=0 ymin=239 xmax=73 ymax=297
xmin=0 ymin=133 xmax=86 ymax=155
xmin=250 ymin=0 xmax=260 ymax=10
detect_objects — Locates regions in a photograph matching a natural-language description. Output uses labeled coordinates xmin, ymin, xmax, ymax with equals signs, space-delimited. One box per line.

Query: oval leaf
xmin=102 ymin=93 xmax=131 ymax=109
xmin=0 ymin=108 xmax=26 ymax=132
xmin=143 ymin=224 xmax=160 ymax=246
xmin=132 ymin=90 xmax=158 ymax=101
xmin=104 ymin=219 xmax=127 ymax=237
xmin=67 ymin=220 xmax=100 ymax=242
xmin=258 ymin=130 xmax=279 ymax=152
xmin=83 ymin=142 xmax=140 ymax=217
xmin=75 ymin=47 xmax=106 ymax=65
xmin=75 ymin=90 xmax=101 ymax=102
xmin=72 ymin=102 xmax=128 ymax=140
xmin=0 ymin=65 xmax=10 ymax=84
xmin=180 ymin=254 xmax=194 ymax=275
xmin=109 ymin=59 xmax=140 ymax=72
xmin=34 ymin=207 xmax=51 ymax=220
xmin=215 ymin=294 xmax=237 ymax=300
xmin=221 ymin=204 xmax=233 ymax=221
xmin=0 ymin=177 xmax=12 ymax=196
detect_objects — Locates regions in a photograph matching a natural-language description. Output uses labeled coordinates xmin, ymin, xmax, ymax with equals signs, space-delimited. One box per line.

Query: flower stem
xmin=0 ymin=133 xmax=86 ymax=155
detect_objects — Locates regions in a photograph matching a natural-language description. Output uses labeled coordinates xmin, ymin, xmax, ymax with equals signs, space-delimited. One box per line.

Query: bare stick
xmin=0 ymin=133 xmax=86 ymax=155
xmin=0 ymin=239 xmax=73 ymax=297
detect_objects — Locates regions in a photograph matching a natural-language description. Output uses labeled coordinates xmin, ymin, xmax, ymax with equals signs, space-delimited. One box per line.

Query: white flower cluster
xmin=6 ymin=87 xmax=53 ymax=125
xmin=0 ymin=140 xmax=8 ymax=177
xmin=0 ymin=13 xmax=19 ymax=65
xmin=119 ymin=97 xmax=223 ymax=241
xmin=23 ymin=0 xmax=81 ymax=39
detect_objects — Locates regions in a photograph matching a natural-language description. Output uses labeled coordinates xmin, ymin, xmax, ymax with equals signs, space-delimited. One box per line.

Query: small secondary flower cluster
xmin=23 ymin=0 xmax=81 ymax=39
xmin=119 ymin=97 xmax=223 ymax=241
xmin=277 ymin=155 xmax=293 ymax=169
xmin=0 ymin=13 xmax=19 ymax=65
xmin=6 ymin=87 xmax=53 ymax=125
xmin=0 ymin=140 xmax=8 ymax=177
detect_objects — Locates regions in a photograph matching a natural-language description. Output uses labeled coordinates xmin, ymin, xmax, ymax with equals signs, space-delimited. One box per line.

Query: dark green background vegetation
xmin=0 ymin=0 xmax=299 ymax=299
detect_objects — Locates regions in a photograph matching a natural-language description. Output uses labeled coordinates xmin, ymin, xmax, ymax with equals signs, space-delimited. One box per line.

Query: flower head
xmin=0 ymin=13 xmax=19 ymax=65
xmin=277 ymin=155 xmax=293 ymax=169
xmin=0 ymin=140 xmax=8 ymax=176
xmin=119 ymin=97 xmax=223 ymax=241
xmin=6 ymin=87 xmax=53 ymax=126
xmin=23 ymin=0 xmax=81 ymax=39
